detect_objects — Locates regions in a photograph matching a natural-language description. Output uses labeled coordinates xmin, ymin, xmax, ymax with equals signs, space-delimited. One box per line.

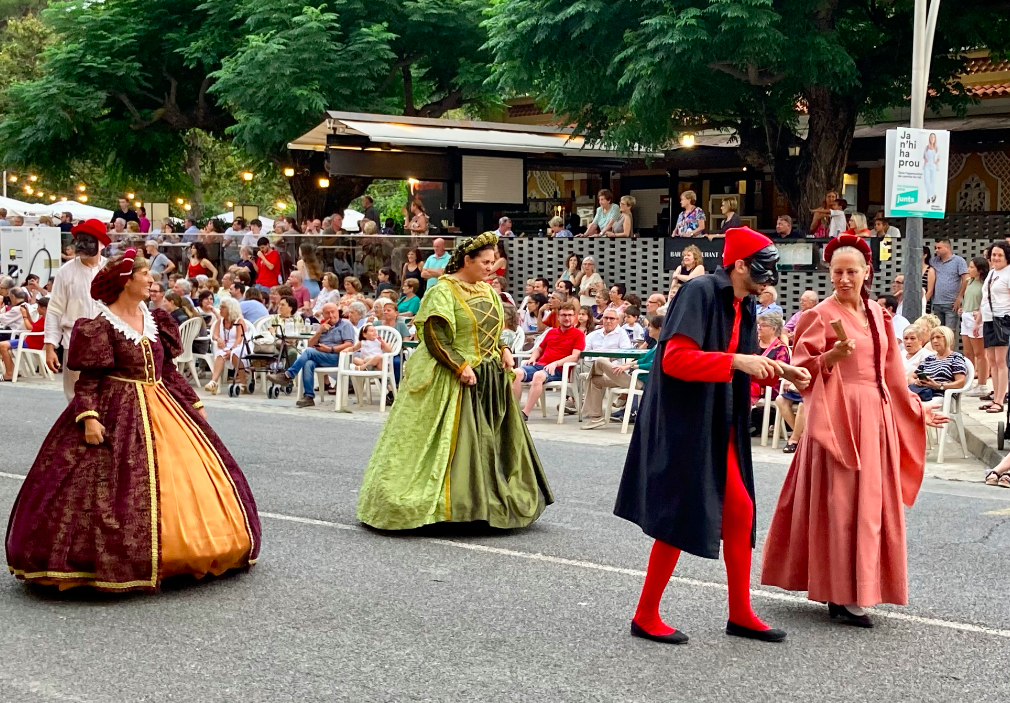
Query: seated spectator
xmin=349 ymin=323 xmax=391 ymax=370
xmin=338 ymin=276 xmax=366 ymax=313
xmin=490 ymin=276 xmax=515 ymax=306
xmin=205 ymin=298 xmax=250 ymax=395
xmin=585 ymin=308 xmax=633 ymax=352
xmin=269 ymin=296 xmax=306 ymax=336
xmin=645 ymin=292 xmax=667 ymax=319
xmin=877 ymin=294 xmax=909 ymax=345
xmin=750 ymin=311 xmax=789 ymax=406
xmin=669 ymin=245 xmax=705 ymax=299
xmin=914 ymin=314 xmax=941 ymax=350
xmin=500 ymin=302 xmax=521 ymax=350
xmin=0 ymin=294 xmax=43 ymax=380
xmin=313 ymin=272 xmax=342 ymax=319
xmin=512 ymin=301 xmax=584 ymax=420
xmin=540 ymin=291 xmax=567 ymax=330
xmin=268 ymin=302 xmax=356 ymax=407
xmin=581 ymin=315 xmax=660 ymax=429
xmin=775 ymin=387 xmax=805 ymax=454
xmin=238 ymin=285 xmax=269 ymax=323
xmin=907 ymin=325 xmax=967 ymax=403
xmin=148 ymin=281 xmax=166 ymax=311
xmin=197 ymin=289 xmax=219 ymax=322
xmin=784 ymin=290 xmax=818 ymax=340
xmin=346 ymin=300 xmax=369 ymax=329
xmin=0 ymin=287 xmax=30 ymax=337
xmin=577 ymin=306 xmax=596 ymax=335
xmin=902 ymin=324 xmax=932 ymax=375
xmin=622 ymin=306 xmax=645 ymax=345
xmin=606 ymin=284 xmax=627 ymax=315
xmin=172 ymin=278 xmax=194 ymax=305
xmin=556 ymin=280 xmax=575 ymax=297
xmin=520 ymin=293 xmax=547 ymax=333
xmin=756 ymin=286 xmax=782 ymax=315
xmin=378 ymin=299 xmax=409 ymax=340
xmin=591 ymin=290 xmax=608 ymax=321
xmin=287 ymin=270 xmax=312 ymax=313
xmin=397 ymin=277 xmax=421 ymax=317
xmin=162 ymin=292 xmax=195 ymax=327
xmin=22 ymin=274 xmax=43 ymax=303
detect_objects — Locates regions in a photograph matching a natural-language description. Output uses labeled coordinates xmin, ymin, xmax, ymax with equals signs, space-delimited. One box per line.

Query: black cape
xmin=613 ymin=267 xmax=758 ymax=559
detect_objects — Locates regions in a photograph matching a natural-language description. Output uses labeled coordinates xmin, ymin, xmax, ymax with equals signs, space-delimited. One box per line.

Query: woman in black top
xmin=401 ymin=248 xmax=424 ymax=295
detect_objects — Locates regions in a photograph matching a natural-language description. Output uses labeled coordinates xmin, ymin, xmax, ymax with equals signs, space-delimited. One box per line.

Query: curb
xmin=962 ymin=414 xmax=1005 ymax=470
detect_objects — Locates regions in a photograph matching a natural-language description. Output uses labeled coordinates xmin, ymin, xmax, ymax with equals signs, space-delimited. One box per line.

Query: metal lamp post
xmin=902 ymin=0 xmax=941 ymax=322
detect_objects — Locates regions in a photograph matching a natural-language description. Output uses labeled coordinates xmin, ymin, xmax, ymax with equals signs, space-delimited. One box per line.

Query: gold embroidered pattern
xmin=134 ymin=382 xmax=160 ymax=589
xmin=192 ymin=401 xmax=204 ymax=409
xmin=74 ymin=410 xmax=99 ymax=423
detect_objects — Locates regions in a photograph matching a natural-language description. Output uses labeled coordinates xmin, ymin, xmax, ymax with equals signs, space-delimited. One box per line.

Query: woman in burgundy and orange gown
xmin=761 ymin=234 xmax=947 ymax=627
xmin=6 ymin=248 xmax=260 ymax=592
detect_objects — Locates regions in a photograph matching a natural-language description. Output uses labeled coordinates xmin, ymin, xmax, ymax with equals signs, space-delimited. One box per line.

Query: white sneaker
xmin=581 ymin=417 xmax=608 ymax=430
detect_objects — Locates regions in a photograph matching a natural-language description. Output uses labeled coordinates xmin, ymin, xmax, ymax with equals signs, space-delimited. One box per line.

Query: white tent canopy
xmin=0 ymin=195 xmax=114 ymax=222
xmin=213 ymin=208 xmax=365 ymax=233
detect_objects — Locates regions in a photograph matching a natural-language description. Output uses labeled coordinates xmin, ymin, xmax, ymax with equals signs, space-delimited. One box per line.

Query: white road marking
xmin=3 ymin=471 xmax=1010 ymax=640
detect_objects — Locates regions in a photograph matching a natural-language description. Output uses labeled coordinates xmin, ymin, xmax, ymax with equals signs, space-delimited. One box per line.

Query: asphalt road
xmin=1 ymin=385 xmax=1009 ymax=702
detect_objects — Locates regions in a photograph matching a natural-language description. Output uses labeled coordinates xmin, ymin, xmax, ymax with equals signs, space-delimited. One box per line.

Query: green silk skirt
xmin=357 ymin=360 xmax=553 ymax=530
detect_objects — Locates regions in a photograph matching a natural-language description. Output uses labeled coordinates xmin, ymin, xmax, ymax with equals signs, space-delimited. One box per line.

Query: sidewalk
xmin=9 ymin=373 xmax=1001 ymax=471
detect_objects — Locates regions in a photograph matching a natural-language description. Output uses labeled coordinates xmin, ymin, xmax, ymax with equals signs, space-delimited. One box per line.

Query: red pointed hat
xmin=823 ymin=233 xmax=872 ymax=265
xmin=71 ymin=218 xmax=111 ymax=246
xmin=722 ymin=226 xmax=773 ymax=266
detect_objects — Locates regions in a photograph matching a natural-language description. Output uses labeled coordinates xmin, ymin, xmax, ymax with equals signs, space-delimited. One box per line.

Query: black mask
xmin=748 ymin=245 xmax=780 ymax=285
xmin=74 ymin=233 xmax=99 ymax=257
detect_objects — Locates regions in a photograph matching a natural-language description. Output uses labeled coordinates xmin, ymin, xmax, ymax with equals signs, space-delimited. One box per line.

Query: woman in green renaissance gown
xmin=357 ymin=233 xmax=554 ymax=530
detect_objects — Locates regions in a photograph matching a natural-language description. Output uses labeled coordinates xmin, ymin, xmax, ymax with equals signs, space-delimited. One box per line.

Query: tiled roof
xmin=960 ymin=54 xmax=1010 ymax=97
xmin=508 ymin=103 xmax=546 ymax=118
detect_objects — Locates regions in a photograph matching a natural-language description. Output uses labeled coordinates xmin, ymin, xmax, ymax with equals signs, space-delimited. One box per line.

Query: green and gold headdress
xmin=444 ymin=231 xmax=499 ymax=274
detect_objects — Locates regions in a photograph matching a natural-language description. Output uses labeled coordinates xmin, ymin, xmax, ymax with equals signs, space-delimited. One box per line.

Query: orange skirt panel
xmin=145 ymin=384 xmax=251 ymax=579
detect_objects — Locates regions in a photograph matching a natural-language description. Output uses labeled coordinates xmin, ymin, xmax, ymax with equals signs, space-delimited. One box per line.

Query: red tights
xmin=632 ymin=445 xmax=769 ymax=634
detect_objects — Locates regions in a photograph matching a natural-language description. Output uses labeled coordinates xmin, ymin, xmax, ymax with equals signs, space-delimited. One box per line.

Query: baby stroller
xmin=243 ymin=328 xmax=296 ymax=399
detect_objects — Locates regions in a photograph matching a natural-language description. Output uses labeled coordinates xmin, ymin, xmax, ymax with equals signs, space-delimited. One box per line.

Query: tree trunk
xmin=737 ymin=87 xmax=856 ymax=232
xmin=184 ymin=131 xmax=205 ymax=219
xmin=280 ymin=149 xmax=372 ymax=220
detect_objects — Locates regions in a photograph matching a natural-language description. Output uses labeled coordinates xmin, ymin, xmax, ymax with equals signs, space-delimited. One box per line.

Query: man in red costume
xmin=614 ymin=227 xmax=810 ymax=644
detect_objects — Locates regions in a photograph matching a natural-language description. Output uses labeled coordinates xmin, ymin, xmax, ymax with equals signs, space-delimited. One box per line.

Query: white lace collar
xmin=95 ymin=300 xmax=158 ymax=345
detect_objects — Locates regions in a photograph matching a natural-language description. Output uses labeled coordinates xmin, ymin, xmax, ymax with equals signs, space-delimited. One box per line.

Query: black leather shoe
xmin=828 ymin=602 xmax=874 ymax=628
xmin=630 ymin=621 xmax=689 ymax=644
xmin=725 ymin=621 xmax=787 ymax=642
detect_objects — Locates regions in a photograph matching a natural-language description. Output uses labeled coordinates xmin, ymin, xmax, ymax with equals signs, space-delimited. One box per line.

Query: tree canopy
xmin=486 ymin=0 xmax=1010 ymax=221
xmin=0 ymin=0 xmax=497 ymax=217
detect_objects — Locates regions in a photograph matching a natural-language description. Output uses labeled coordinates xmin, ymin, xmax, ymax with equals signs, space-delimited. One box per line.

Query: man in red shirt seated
xmin=254 ymin=237 xmax=282 ymax=291
xmin=0 ymin=295 xmax=46 ymax=381
xmin=512 ymin=300 xmax=585 ymax=420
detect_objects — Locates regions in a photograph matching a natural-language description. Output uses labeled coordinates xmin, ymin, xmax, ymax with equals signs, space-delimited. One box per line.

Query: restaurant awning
xmin=288 ymin=111 xmax=662 ymax=159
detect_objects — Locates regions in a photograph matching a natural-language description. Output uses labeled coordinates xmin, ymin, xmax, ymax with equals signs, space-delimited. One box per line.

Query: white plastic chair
xmin=770 ymin=381 xmax=789 ymax=450
xmin=530 ymin=361 xmax=579 ymax=425
xmin=173 ymin=317 xmax=203 ymax=386
xmin=936 ymin=357 xmax=975 ymax=464
xmin=604 ymin=368 xmax=649 ymax=434
xmin=10 ymin=331 xmax=52 ymax=383
xmin=334 ymin=327 xmax=402 ymax=413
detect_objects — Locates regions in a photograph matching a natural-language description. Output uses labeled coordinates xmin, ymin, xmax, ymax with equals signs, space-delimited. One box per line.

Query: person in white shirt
xmin=45 ymin=219 xmax=109 ymax=401
xmin=827 ymin=199 xmax=848 ymax=237
xmin=581 ymin=309 xmax=639 ymax=424
xmin=585 ymin=309 xmax=634 ymax=352
xmin=981 ymin=241 xmax=1010 ymax=413
xmin=622 ymin=306 xmax=646 ymax=345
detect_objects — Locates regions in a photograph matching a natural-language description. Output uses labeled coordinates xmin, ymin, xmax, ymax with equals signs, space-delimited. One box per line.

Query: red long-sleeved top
xmin=662 ymin=297 xmax=779 ymax=390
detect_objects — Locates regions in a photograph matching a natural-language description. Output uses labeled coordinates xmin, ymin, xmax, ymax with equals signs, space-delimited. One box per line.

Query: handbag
xmin=986 ymin=272 xmax=1010 ymax=346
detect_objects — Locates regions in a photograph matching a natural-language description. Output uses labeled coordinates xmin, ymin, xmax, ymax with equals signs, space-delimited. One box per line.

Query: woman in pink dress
xmin=761 ymin=234 xmax=947 ymax=627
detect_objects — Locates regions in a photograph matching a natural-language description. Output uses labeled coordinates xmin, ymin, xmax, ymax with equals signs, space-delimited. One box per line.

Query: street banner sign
xmin=885 ymin=127 xmax=949 ymax=219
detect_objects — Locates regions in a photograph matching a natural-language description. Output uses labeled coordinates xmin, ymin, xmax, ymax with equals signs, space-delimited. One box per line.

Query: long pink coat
xmin=760 ymin=297 xmax=926 ymax=607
